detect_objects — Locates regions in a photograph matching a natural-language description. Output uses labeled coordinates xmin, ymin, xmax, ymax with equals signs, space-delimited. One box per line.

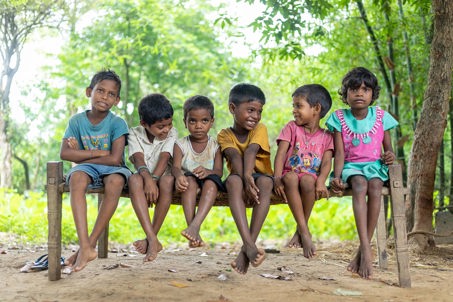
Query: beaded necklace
xmin=336 ymin=107 xmax=383 ymax=147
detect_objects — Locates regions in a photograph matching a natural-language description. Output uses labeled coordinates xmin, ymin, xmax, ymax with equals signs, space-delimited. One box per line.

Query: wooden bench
xmin=46 ymin=161 xmax=411 ymax=287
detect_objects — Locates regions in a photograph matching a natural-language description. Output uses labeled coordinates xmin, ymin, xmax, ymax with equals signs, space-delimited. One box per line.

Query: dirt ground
xmin=1 ymin=238 xmax=453 ymax=302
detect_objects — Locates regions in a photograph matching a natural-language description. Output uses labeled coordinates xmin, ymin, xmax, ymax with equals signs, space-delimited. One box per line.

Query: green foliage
xmin=0 ymin=188 xmax=356 ymax=246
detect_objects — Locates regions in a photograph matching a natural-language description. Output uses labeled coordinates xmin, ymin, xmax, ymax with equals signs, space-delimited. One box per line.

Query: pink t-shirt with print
xmin=277 ymin=121 xmax=333 ymax=176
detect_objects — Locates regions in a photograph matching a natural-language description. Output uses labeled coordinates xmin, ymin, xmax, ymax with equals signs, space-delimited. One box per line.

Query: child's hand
xmin=175 ymin=175 xmax=189 ymax=192
xmin=66 ymin=137 xmax=79 ymax=149
xmin=315 ymin=181 xmax=329 ymax=200
xmin=381 ymin=151 xmax=396 ymax=165
xmin=143 ymin=178 xmax=159 ymax=207
xmin=244 ymin=175 xmax=260 ymax=204
xmin=192 ymin=166 xmax=208 ymax=179
xmin=273 ymin=176 xmax=287 ymax=202
xmin=330 ymin=178 xmax=345 ymax=195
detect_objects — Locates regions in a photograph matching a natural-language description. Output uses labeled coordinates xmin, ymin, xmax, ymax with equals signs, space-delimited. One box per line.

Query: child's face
xmin=346 ymin=83 xmax=373 ymax=109
xmin=142 ymin=118 xmax=173 ymax=141
xmin=229 ymin=100 xmax=263 ymax=132
xmin=292 ymin=96 xmax=319 ymax=126
xmin=184 ymin=108 xmax=213 ymax=141
xmin=86 ymin=79 xmax=120 ymax=112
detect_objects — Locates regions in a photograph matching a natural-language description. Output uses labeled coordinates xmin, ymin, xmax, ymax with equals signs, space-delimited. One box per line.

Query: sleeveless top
xmin=176 ymin=135 xmax=219 ymax=173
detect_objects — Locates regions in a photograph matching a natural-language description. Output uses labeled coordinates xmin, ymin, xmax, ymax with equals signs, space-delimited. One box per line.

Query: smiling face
xmin=292 ymin=96 xmax=319 ymax=126
xmin=185 ymin=108 xmax=213 ymax=142
xmin=346 ymin=82 xmax=373 ymax=110
xmin=230 ymin=100 xmax=263 ymax=133
xmin=142 ymin=117 xmax=173 ymax=142
xmin=86 ymin=79 xmax=120 ymax=113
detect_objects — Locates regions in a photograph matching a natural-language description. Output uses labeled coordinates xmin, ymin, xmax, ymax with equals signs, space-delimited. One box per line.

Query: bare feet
xmin=143 ymin=237 xmax=163 ymax=262
xmin=73 ymin=247 xmax=97 ymax=272
xmin=347 ymin=249 xmax=361 ymax=274
xmin=181 ymin=226 xmax=203 ymax=248
xmin=230 ymin=250 xmax=249 ymax=274
xmin=286 ymin=231 xmax=302 ymax=248
xmin=64 ymin=251 xmax=78 ymax=267
xmin=133 ymin=239 xmax=148 ymax=254
xmin=358 ymin=245 xmax=373 ymax=279
xmin=300 ymin=232 xmax=316 ymax=258
xmin=243 ymin=244 xmax=265 ymax=268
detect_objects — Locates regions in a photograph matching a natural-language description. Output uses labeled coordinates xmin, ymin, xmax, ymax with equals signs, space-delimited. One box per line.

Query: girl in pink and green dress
xmin=326 ymin=67 xmax=398 ymax=280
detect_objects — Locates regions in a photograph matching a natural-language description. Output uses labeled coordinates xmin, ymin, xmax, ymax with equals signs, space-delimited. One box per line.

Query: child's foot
xmin=64 ymin=251 xmax=78 ymax=267
xmin=347 ymin=249 xmax=361 ymax=273
xmin=133 ymin=239 xmax=148 ymax=254
xmin=286 ymin=231 xmax=302 ymax=248
xmin=230 ymin=250 xmax=250 ymax=274
xmin=243 ymin=244 xmax=266 ymax=268
xmin=144 ymin=237 xmax=162 ymax=262
xmin=188 ymin=237 xmax=205 ymax=248
xmin=358 ymin=246 xmax=373 ymax=279
xmin=181 ymin=226 xmax=203 ymax=247
xmin=300 ymin=232 xmax=316 ymax=258
xmin=73 ymin=247 xmax=97 ymax=272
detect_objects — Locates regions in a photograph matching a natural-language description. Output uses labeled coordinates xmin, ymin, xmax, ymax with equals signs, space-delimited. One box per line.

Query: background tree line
xmin=1 ymin=0 xmax=452 ymax=250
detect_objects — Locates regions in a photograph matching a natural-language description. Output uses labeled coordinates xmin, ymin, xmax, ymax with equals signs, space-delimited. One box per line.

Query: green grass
xmin=0 ymin=188 xmax=357 ymax=246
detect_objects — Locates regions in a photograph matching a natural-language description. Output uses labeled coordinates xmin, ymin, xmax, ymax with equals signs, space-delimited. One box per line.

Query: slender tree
xmin=0 ymin=0 xmax=65 ymax=187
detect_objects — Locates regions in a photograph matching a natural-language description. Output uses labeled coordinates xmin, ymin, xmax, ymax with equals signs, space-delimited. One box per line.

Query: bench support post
xmin=389 ymin=164 xmax=411 ymax=288
xmin=97 ymin=193 xmax=109 ymax=258
xmin=47 ymin=161 xmax=63 ymax=281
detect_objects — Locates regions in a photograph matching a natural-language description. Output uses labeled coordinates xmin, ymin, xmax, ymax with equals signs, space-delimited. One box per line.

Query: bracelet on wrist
xmin=151 ymin=174 xmax=160 ymax=181
xmin=137 ymin=165 xmax=150 ymax=174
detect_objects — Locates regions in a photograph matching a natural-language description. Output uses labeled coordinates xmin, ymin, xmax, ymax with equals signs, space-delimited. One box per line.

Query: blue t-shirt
xmin=63 ymin=110 xmax=129 ymax=165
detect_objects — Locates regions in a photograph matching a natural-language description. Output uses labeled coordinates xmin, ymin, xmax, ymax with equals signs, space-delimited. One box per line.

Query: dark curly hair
xmin=338 ymin=67 xmax=380 ymax=105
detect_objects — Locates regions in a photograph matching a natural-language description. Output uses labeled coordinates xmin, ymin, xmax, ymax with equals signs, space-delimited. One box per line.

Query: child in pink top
xmin=274 ymin=84 xmax=333 ymax=258
xmin=326 ymin=67 xmax=398 ymax=279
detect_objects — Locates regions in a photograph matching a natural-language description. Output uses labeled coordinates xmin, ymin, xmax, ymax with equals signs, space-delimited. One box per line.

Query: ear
xmin=113 ymin=96 xmax=120 ymax=106
xmin=139 ymin=120 xmax=147 ymax=127
xmin=314 ymin=103 xmax=322 ymax=113
xmin=86 ymin=87 xmax=93 ymax=97
xmin=228 ymin=103 xmax=236 ymax=114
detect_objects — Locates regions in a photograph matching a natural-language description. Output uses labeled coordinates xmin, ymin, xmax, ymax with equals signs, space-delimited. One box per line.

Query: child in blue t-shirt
xmin=60 ymin=69 xmax=132 ymax=272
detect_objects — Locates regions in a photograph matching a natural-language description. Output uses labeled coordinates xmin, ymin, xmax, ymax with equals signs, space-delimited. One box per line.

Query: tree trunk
xmin=450 ymin=94 xmax=453 ymax=204
xmin=409 ymin=0 xmax=453 ymax=250
xmin=0 ymin=112 xmax=12 ymax=188
xmin=438 ymin=139 xmax=445 ymax=208
xmin=13 ymin=154 xmax=30 ymax=190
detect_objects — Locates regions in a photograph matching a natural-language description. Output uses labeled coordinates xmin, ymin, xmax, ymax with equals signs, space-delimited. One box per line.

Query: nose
xmin=252 ymin=111 xmax=261 ymax=120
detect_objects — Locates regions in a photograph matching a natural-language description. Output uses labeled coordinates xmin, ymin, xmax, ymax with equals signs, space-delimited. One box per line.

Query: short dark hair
xmin=183 ymin=95 xmax=214 ymax=121
xmin=228 ymin=83 xmax=266 ymax=106
xmin=89 ymin=69 xmax=122 ymax=96
xmin=138 ymin=93 xmax=173 ymax=125
xmin=338 ymin=67 xmax=380 ymax=105
xmin=292 ymin=84 xmax=332 ymax=118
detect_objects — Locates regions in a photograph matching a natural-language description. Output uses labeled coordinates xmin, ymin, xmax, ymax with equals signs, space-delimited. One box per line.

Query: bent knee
xmin=69 ymin=171 xmax=91 ymax=187
xmin=225 ymin=174 xmax=242 ymax=187
xmin=256 ymin=176 xmax=273 ymax=192
xmin=282 ymin=172 xmax=298 ymax=184
xmin=104 ymin=173 xmax=126 ymax=188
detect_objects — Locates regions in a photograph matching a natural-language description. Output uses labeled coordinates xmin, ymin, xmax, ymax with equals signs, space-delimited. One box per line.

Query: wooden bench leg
xmin=97 ymin=193 xmax=109 ymax=258
xmin=47 ymin=161 xmax=63 ymax=281
xmin=376 ymin=195 xmax=388 ymax=269
xmin=389 ymin=164 xmax=411 ymax=288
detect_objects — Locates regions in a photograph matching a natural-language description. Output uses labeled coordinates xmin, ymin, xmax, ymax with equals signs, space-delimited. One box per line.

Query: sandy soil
xmin=1 ymin=239 xmax=453 ymax=302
